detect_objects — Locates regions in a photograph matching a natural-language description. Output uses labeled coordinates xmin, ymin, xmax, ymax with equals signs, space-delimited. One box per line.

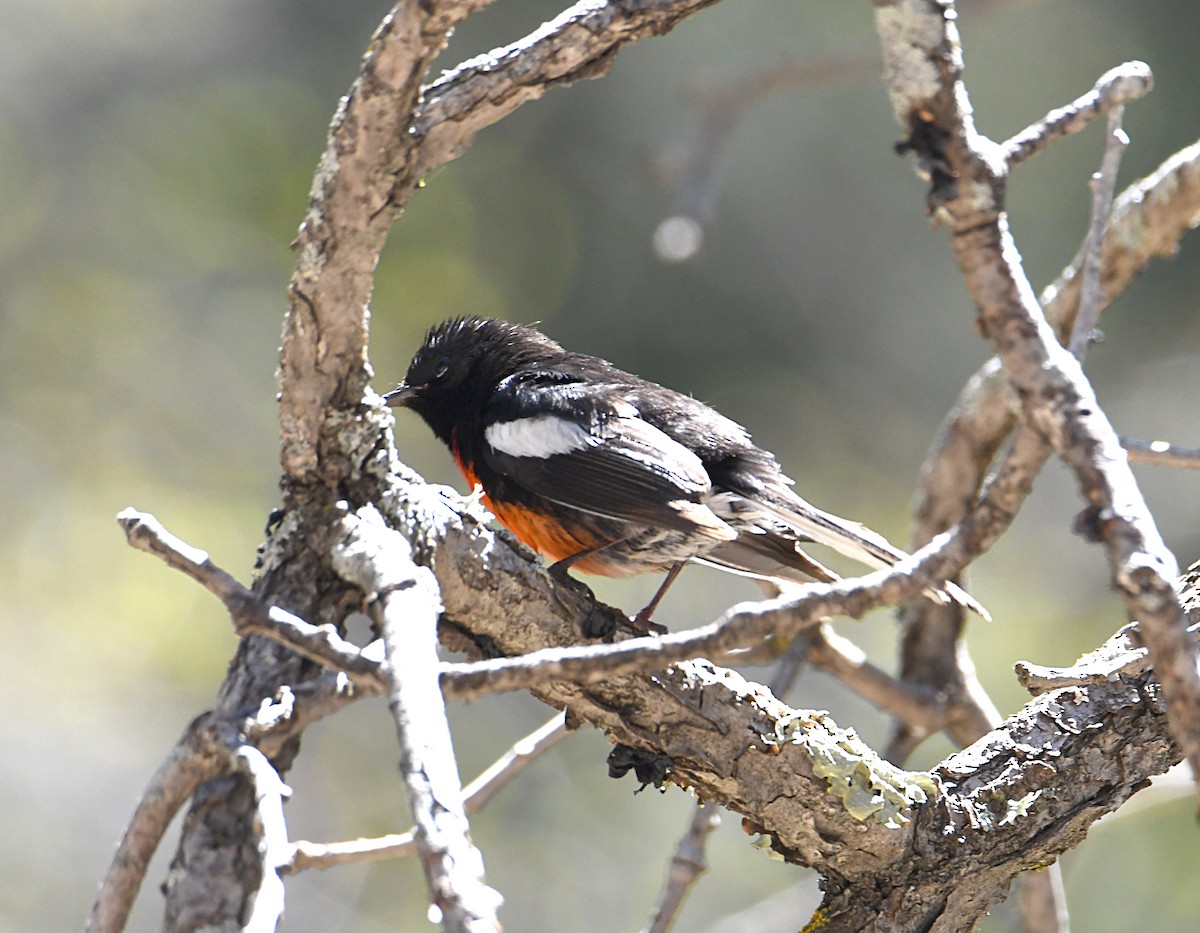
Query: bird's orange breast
xmin=450 ymin=439 xmax=630 ymax=577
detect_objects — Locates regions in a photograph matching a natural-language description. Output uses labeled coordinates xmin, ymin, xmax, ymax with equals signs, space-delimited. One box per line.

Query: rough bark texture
xmin=372 ymin=446 xmax=1187 ymax=930
xmin=155 ymin=1 xmax=735 ymax=929
xmin=91 ymin=2 xmax=1200 ymax=932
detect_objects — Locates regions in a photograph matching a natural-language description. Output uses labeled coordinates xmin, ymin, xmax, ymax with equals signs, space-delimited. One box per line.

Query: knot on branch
xmin=1118 ymin=553 xmax=1181 ymax=612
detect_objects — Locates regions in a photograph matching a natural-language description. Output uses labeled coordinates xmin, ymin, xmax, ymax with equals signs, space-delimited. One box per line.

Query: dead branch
xmin=1123 ymin=437 xmax=1200 ymax=471
xmin=86 ymin=716 xmax=243 ymax=933
xmin=330 ymin=507 xmax=501 ymax=931
xmin=876 ymin=1 xmax=1200 ymax=804
xmin=284 ymin=713 xmax=570 ymax=874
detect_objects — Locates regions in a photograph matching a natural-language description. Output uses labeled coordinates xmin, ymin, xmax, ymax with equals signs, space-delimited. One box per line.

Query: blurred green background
xmin=3 ymin=1 xmax=1199 ymax=930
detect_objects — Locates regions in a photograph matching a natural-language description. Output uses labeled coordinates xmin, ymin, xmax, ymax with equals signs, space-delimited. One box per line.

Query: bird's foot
xmin=629 ymin=606 xmax=668 ymax=636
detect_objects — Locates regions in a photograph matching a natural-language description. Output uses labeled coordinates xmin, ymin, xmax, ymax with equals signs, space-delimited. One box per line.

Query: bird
xmin=385 ymin=317 xmax=985 ymax=631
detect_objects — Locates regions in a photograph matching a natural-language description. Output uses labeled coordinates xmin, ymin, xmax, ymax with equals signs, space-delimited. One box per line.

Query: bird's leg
xmin=548 ymin=537 xmax=625 ymax=580
xmin=550 ymin=538 xmax=671 ymax=636
xmin=629 ymin=561 xmax=687 ymax=635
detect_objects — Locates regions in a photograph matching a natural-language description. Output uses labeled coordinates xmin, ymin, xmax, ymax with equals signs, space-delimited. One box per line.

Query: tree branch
xmin=233 ymin=745 xmax=292 ymax=933
xmin=284 ymin=713 xmax=569 ymax=874
xmin=1002 ymin=61 xmax=1151 ymax=169
xmin=330 ymin=506 xmax=501 ymax=932
xmin=281 ymin=0 xmax=493 ymax=483
xmin=1069 ymin=105 xmax=1130 ymax=359
xmin=876 ymin=0 xmax=1200 ymax=801
xmin=412 ymin=0 xmax=725 ymax=182
xmin=86 ymin=716 xmax=242 ymax=933
xmin=1123 ymin=436 xmax=1200 ymax=471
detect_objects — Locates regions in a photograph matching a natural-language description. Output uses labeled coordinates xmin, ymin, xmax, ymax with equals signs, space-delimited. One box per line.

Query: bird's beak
xmin=383 ymin=383 xmax=419 ymax=407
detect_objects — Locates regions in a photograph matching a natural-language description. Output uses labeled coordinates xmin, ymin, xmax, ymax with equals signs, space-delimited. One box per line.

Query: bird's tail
xmin=754 ymin=488 xmax=990 ymax=621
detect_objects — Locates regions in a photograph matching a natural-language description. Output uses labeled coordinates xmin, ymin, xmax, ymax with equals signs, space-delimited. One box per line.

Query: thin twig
xmin=412 ymin=0 xmax=725 ymax=180
xmin=289 ymin=832 xmax=420 ymax=872
xmin=117 ymin=508 xmax=387 ymax=688
xmin=245 ymin=674 xmax=368 ymax=761
xmin=461 ymin=711 xmax=570 ymax=812
xmin=285 ymin=713 xmax=570 ymax=874
xmin=436 ymin=532 xmax=980 ymax=699
xmin=641 ymin=804 xmax=721 ymax=933
xmin=121 ymin=507 xmax=994 ymax=704
xmin=1070 ymin=105 xmax=1130 ymax=359
xmin=1123 ymin=437 xmax=1200 ymax=471
xmin=1003 ymin=62 xmax=1151 ymax=169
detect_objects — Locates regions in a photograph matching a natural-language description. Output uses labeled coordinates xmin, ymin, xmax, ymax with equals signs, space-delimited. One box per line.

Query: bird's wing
xmin=481 ymin=381 xmax=736 ymax=542
xmin=694 ymin=534 xmax=840 ymax=584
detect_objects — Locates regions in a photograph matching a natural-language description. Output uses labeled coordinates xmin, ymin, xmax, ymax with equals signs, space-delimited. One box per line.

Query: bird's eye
xmin=433 ymin=356 xmax=450 ymax=379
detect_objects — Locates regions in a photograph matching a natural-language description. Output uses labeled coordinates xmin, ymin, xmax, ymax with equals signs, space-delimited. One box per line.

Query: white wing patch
xmin=484 ymin=415 xmax=596 ymax=459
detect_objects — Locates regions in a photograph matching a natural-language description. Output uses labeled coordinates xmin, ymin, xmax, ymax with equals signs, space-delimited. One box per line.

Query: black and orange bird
xmin=385 ymin=317 xmax=984 ymax=630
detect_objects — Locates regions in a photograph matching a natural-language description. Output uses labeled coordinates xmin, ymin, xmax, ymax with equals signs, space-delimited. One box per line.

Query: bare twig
xmin=332 ymin=506 xmax=501 ymax=932
xmin=114 ymin=486 xmax=1003 ymax=725
xmin=436 ymin=529 xmax=986 ymax=699
xmin=86 ymin=716 xmax=240 ymax=933
xmin=118 ymin=506 xmax=958 ymax=703
xmin=285 ymin=712 xmax=570 ymax=873
xmin=1070 ymin=105 xmax=1130 ymax=359
xmin=412 ymin=0 xmax=725 ymax=182
xmin=461 ymin=711 xmax=570 ymax=812
xmin=288 ymin=832 xmax=420 ymax=873
xmin=641 ymin=804 xmax=721 ymax=933
xmin=1042 ymin=137 xmax=1200 ymax=342
xmin=878 ymin=1 xmax=1200 ymax=802
xmin=1002 ymin=62 xmax=1151 ymax=169
xmin=117 ymin=508 xmax=387 ymax=688
xmin=805 ymin=623 xmax=943 ymax=726
xmin=1123 ymin=437 xmax=1200 ymax=471
xmin=245 ymin=675 xmax=368 ymax=761
xmin=233 ymin=746 xmax=291 ymax=933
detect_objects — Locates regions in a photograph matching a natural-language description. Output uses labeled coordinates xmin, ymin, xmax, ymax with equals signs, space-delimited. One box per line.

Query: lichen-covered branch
xmin=374 ymin=460 xmax=1192 ymax=930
